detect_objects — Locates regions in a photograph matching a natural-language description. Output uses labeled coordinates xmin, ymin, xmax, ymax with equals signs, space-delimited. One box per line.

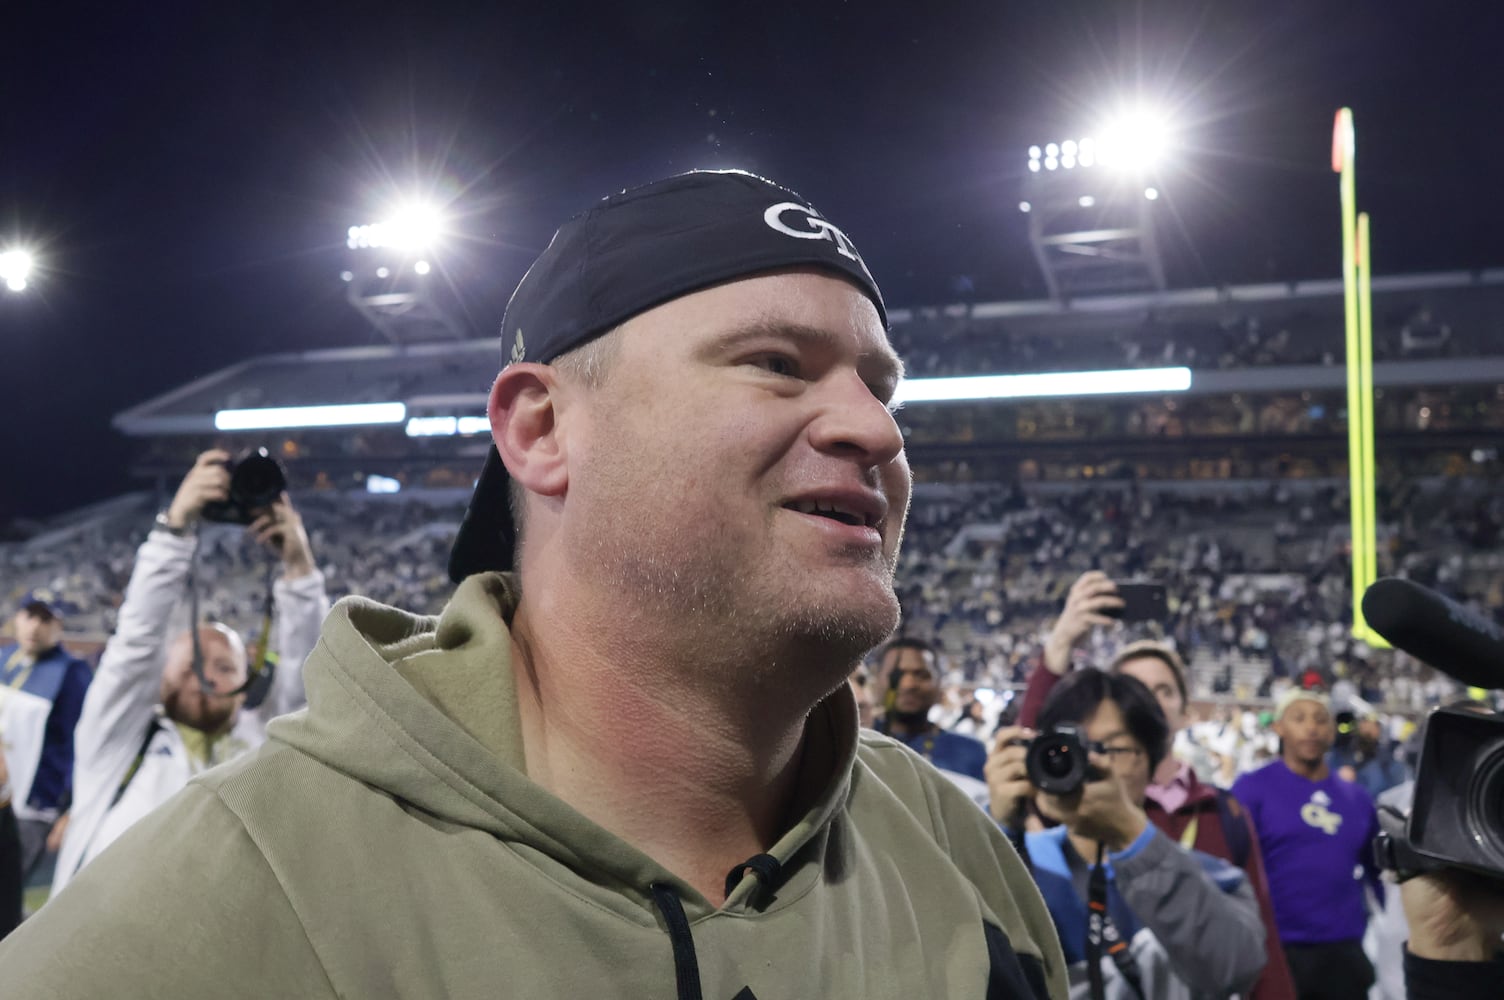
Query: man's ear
xmin=489 ymin=363 xmax=570 ymax=499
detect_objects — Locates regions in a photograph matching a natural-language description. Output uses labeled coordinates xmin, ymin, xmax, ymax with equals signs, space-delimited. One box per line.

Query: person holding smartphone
xmin=999 ymin=570 xmax=1297 ymax=1000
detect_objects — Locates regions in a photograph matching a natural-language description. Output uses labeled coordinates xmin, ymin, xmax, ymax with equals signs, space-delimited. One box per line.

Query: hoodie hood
xmin=267 ymin=571 xmax=859 ymax=916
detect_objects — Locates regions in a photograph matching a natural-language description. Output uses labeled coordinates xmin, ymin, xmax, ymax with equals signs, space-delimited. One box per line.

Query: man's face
xmin=885 ymin=646 xmax=939 ymax=717
xmin=13 ymin=609 xmax=63 ymax=657
xmin=1274 ymin=699 xmax=1335 ymax=769
xmin=1116 ymin=654 xmax=1186 ymax=734
xmin=160 ymin=627 xmax=248 ymax=733
xmin=1079 ymin=697 xmax=1153 ymax=806
xmin=848 ymin=667 xmax=875 ymax=729
xmin=562 ymin=270 xmax=910 ymax=674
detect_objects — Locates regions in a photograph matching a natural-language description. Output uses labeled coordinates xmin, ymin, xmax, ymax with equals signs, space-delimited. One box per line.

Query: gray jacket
xmin=1031 ymin=826 xmax=1267 ymax=1000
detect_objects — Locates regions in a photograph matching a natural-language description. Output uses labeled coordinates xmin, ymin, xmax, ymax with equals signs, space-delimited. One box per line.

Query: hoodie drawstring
xmin=649 ymin=882 xmax=704 ymax=1000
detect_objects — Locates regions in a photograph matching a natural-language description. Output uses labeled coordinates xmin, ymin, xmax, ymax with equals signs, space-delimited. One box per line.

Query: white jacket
xmin=52 ymin=529 xmax=328 ymax=895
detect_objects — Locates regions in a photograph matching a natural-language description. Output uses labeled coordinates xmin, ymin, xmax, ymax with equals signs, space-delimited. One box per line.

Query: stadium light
xmin=1095 ymin=107 xmax=1173 ymax=172
xmin=414 ymin=259 xmax=431 ymax=275
xmin=1018 ymin=201 xmax=1032 ymax=213
xmin=214 ymin=402 xmax=406 ymax=431
xmin=1144 ymin=187 xmax=1160 ymax=201
xmin=0 ymin=248 xmax=35 ymax=292
xmin=346 ymin=200 xmax=447 ymax=251
xmin=891 ymin=366 xmax=1192 ymax=406
xmin=1078 ymin=195 xmax=1096 ymax=208
xmin=405 ymin=414 xmax=490 ymax=438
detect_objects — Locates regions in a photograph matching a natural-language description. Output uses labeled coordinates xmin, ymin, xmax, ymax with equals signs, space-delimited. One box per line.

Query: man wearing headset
xmin=50 ymin=450 xmax=329 ymax=897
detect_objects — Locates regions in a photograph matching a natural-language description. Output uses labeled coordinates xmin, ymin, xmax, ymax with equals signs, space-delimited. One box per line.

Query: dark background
xmin=3 ymin=2 xmax=1501 ymax=517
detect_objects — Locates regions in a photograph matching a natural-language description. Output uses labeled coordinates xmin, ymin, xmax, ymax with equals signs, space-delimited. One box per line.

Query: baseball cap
xmin=1274 ymin=686 xmax=1330 ymax=720
xmin=447 ymin=169 xmax=889 ymax=582
xmin=17 ymin=588 xmax=71 ymax=621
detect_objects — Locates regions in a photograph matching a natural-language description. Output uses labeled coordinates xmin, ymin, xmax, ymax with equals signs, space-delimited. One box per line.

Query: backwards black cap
xmin=447 ymin=169 xmax=887 ymax=582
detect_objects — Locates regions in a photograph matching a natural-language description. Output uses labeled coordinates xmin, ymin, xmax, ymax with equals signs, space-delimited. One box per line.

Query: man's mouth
xmin=786 ymin=499 xmax=874 ymax=527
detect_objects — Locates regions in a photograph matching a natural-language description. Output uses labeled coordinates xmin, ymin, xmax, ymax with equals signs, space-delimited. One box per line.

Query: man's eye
xmin=750 ymin=355 xmax=798 ymax=377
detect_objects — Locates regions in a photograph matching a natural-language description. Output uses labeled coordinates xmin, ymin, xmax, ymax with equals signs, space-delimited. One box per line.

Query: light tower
xmin=342 ymin=201 xmax=468 ymax=343
xmin=1020 ymin=109 xmax=1172 ymax=300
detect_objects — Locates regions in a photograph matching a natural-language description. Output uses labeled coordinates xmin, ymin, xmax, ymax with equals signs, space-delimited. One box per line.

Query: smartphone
xmin=1106 ymin=582 xmax=1168 ymax=622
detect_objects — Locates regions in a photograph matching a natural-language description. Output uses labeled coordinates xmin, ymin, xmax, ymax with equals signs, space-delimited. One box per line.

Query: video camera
xmin=201 ymin=448 xmax=287 ymax=525
xmin=1364 ymin=578 xmax=1504 ymax=884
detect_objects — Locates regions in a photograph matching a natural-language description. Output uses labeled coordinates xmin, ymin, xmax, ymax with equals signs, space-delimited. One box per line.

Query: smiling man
xmin=1232 ymin=688 xmax=1383 ymax=1000
xmin=0 ymin=171 xmax=1066 ymax=999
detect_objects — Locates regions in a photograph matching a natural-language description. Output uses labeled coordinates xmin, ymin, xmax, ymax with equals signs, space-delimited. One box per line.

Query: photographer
xmin=50 ymin=450 xmax=329 ymax=896
xmin=991 ymin=668 xmax=1266 ymax=999
xmin=1013 ymin=570 xmax=1295 ymax=1000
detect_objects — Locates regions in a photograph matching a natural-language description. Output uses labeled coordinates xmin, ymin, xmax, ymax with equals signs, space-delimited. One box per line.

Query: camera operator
xmin=1398 ymin=868 xmax=1504 ymax=997
xmin=990 ymin=668 xmax=1267 ymax=999
xmin=50 ymin=449 xmax=329 ymax=897
xmin=1012 ymin=570 xmax=1296 ymax=1000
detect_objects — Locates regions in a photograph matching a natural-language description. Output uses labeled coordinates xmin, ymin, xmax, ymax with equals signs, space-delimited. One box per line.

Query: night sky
xmin=3 ymin=2 xmax=1503 ymax=519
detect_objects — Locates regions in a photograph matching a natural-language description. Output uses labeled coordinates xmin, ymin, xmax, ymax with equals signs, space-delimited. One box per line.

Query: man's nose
xmin=808 ymin=371 xmax=905 ymax=467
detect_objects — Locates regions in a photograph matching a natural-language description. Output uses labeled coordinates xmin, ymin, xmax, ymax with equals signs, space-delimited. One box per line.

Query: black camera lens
xmin=1039 ymin=741 xmax=1076 ymax=778
xmin=1465 ymin=742 xmax=1504 ymax=866
xmin=1026 ymin=724 xmax=1090 ymax=796
xmin=231 ymin=449 xmax=287 ymax=509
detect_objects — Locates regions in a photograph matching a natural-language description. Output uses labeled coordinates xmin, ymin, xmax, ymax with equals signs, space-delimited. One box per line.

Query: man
xmin=990 ymin=669 xmax=1266 ymax=998
xmin=0 ymin=590 xmax=91 ymax=880
xmin=872 ymin=636 xmax=989 ymax=798
xmin=1012 ymin=570 xmax=1297 ymax=1000
xmin=0 ymin=743 xmax=21 ymax=937
xmin=1330 ymin=710 xmax=1408 ymax=800
xmin=1231 ymin=688 xmax=1383 ymax=1000
xmin=0 ymin=171 xmax=1067 ymax=997
xmin=48 ymin=451 xmax=329 ymax=895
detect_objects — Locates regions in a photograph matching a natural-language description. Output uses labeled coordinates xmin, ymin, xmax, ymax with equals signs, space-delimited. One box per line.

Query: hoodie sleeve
xmin=72 ymin=532 xmax=196 ymax=803
xmin=1112 ymin=827 xmax=1268 ymax=996
xmin=259 ymin=569 xmax=330 ymax=721
xmin=0 ymin=781 xmax=335 ymax=998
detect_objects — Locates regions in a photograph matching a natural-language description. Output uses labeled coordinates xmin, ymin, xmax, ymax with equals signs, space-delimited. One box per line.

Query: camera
xmin=1398 ymin=706 xmax=1504 ymax=881
xmin=1362 ymin=577 xmax=1504 ymax=884
xmin=1026 ymin=723 xmax=1095 ymax=796
xmin=201 ymin=448 xmax=287 ymax=525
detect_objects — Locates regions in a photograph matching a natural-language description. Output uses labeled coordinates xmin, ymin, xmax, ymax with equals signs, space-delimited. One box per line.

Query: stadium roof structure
xmin=114 ymin=269 xmax=1504 ymax=438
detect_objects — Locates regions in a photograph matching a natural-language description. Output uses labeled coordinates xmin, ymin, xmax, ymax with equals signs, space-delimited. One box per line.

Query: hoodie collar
xmin=271 ymin=571 xmax=860 ymax=918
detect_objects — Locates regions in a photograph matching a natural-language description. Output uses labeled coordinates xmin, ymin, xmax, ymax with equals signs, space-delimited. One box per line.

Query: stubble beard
xmin=573 ymin=514 xmax=900 ymax=692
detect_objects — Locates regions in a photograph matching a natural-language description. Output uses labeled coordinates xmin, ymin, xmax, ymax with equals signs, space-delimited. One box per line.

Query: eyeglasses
xmin=1087 ymin=741 xmax=1147 ymax=759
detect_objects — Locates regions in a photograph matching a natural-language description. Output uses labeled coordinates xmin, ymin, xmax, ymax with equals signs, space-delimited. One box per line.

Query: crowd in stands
xmin=890 ymin=286 xmax=1503 ymax=378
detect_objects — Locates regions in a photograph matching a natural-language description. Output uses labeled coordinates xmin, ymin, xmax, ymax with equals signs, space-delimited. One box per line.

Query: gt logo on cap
xmin=763 ymin=202 xmax=870 ymax=274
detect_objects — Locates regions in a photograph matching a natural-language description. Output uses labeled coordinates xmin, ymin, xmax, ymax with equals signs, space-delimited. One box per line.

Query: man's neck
xmin=1283 ymin=754 xmax=1329 ymax=781
xmin=1152 ymin=753 xmax=1182 ymax=786
xmin=508 ymin=594 xmax=823 ymax=907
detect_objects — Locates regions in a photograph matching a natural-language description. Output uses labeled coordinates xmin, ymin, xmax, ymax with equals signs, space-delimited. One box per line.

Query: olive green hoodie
xmin=0 ymin=574 xmax=1066 ymax=999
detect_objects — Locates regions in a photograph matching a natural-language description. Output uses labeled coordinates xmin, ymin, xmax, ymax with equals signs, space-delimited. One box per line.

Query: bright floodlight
xmin=1096 ymin=107 xmax=1173 ymax=171
xmin=1045 ymin=143 xmax=1059 ymax=157
xmin=0 ymin=249 xmax=34 ymax=292
xmin=1044 ymin=156 xmax=1059 ymax=170
xmin=1028 ymin=159 xmax=1041 ymax=173
xmin=1028 ymin=145 xmax=1042 ymax=159
xmin=1144 ymin=187 xmax=1160 ymax=201
xmin=1018 ymin=201 xmax=1032 ymax=213
xmin=1078 ymin=195 xmax=1096 ymax=208
xmin=1061 ymin=155 xmax=1076 ymax=169
xmin=346 ymin=201 xmax=446 ymax=251
xmin=376 ymin=266 xmax=390 ymax=279
xmin=215 ymin=402 xmax=406 ymax=431
xmin=891 ymin=366 xmax=1192 ymax=405
xmin=414 ymin=259 xmax=431 ymax=275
